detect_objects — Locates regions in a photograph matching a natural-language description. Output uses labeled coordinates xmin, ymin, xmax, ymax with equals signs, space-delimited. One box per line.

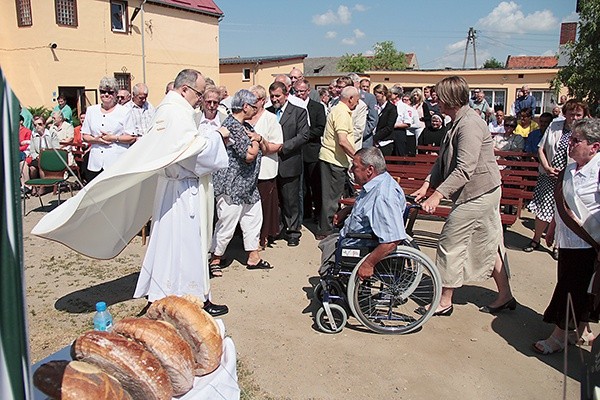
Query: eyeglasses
xmin=569 ymin=136 xmax=586 ymax=145
xmin=247 ymin=103 xmax=258 ymax=110
xmin=186 ymin=85 xmax=203 ymax=99
xmin=34 ymin=122 xmax=44 ymax=126
xmin=374 ymin=90 xmax=384 ymax=95
xmin=204 ymin=100 xmax=219 ymax=105
xmin=116 ymin=95 xmax=125 ymax=100
xmin=99 ymin=90 xmax=115 ymax=95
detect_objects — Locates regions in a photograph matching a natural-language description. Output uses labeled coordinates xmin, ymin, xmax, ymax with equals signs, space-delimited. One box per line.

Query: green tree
xmin=371 ymin=41 xmax=407 ymax=71
xmin=337 ymin=53 xmax=371 ymax=73
xmin=553 ymin=0 xmax=600 ymax=115
xmin=483 ymin=57 xmax=504 ymax=68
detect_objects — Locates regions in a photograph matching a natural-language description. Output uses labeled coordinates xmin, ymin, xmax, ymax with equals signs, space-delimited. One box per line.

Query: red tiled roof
xmin=505 ymin=56 xmax=558 ymax=69
xmin=148 ymin=0 xmax=223 ymax=17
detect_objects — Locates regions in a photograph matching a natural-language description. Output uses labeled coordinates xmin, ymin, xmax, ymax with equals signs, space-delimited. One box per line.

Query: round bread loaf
xmin=33 ymin=360 xmax=132 ymax=400
xmin=146 ymin=295 xmax=223 ymax=375
xmin=72 ymin=330 xmax=172 ymax=400
xmin=112 ymin=317 xmax=195 ymax=396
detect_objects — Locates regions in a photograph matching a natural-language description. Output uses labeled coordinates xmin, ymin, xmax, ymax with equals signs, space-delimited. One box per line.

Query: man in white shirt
xmin=488 ymin=109 xmax=505 ymax=134
xmin=128 ymin=83 xmax=155 ymax=137
xmin=195 ymin=86 xmax=226 ymax=128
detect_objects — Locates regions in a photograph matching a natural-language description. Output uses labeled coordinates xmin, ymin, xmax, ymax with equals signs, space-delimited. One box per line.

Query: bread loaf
xmin=146 ymin=295 xmax=223 ymax=375
xmin=112 ymin=318 xmax=195 ymax=396
xmin=72 ymin=331 xmax=172 ymax=400
xmin=33 ymin=360 xmax=68 ymax=399
xmin=33 ymin=360 xmax=132 ymax=400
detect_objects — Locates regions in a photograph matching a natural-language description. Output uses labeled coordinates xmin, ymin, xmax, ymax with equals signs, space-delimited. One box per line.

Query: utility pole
xmin=462 ymin=27 xmax=478 ymax=69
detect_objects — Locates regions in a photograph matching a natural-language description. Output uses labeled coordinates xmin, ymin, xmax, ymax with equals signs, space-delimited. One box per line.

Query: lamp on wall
xmin=48 ymin=42 xmax=57 ymax=49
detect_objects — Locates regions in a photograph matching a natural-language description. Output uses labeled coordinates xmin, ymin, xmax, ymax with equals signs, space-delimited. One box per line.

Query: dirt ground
xmin=23 ymin=193 xmax=595 ymax=400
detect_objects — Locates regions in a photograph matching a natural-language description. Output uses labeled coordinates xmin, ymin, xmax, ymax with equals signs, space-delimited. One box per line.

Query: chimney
xmin=559 ymin=22 xmax=577 ymax=45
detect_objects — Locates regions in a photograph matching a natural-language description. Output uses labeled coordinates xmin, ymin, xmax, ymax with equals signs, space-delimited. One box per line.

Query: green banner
xmin=1 ymin=68 xmax=32 ymax=399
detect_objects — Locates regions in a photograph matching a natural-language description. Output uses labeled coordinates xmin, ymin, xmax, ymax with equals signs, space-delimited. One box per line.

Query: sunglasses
xmin=34 ymin=122 xmax=44 ymax=126
xmin=504 ymin=124 xmax=517 ymax=128
xmin=100 ymin=90 xmax=115 ymax=95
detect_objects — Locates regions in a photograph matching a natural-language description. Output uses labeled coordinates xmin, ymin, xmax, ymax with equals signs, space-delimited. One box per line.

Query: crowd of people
xmin=24 ymin=69 xmax=600 ymax=356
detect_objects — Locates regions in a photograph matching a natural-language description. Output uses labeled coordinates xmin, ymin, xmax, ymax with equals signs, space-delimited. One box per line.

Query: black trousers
xmin=303 ymin=160 xmax=322 ymax=219
xmin=277 ymin=174 xmax=302 ymax=239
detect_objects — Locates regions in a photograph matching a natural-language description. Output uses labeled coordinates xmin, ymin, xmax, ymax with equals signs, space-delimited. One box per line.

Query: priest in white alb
xmin=32 ymin=69 xmax=229 ymax=316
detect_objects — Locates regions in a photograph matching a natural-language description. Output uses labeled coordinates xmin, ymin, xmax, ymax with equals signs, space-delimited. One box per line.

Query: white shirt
xmin=254 ymin=111 xmax=283 ymax=180
xmin=488 ymin=120 xmax=505 ymax=134
xmin=556 ymin=152 xmax=600 ymax=249
xmin=81 ymin=104 xmax=135 ymax=172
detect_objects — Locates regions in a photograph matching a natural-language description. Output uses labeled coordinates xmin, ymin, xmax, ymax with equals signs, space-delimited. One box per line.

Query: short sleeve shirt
xmin=319 ymin=101 xmax=353 ymax=168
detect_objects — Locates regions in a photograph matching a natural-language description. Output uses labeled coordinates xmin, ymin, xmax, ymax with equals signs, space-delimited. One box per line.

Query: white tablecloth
xmin=31 ymin=319 xmax=240 ymax=400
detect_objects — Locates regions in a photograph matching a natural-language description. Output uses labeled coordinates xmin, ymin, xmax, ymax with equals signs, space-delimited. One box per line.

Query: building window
xmin=114 ymin=73 xmax=131 ymax=93
xmin=15 ymin=0 xmax=33 ymax=27
xmin=111 ymin=1 xmax=128 ymax=33
xmin=470 ymin=89 xmax=507 ymax=113
xmin=242 ymin=68 xmax=251 ymax=82
xmin=55 ymin=0 xmax=78 ymax=27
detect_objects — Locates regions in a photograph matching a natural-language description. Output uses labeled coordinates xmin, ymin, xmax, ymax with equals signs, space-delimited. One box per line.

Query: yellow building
xmin=368 ymin=66 xmax=565 ymax=115
xmin=1 ymin=0 xmax=223 ymax=114
xmin=219 ymin=54 xmax=307 ymax=93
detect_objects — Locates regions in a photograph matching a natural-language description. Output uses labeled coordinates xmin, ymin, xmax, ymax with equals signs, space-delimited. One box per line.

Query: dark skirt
xmin=543 ymin=248 xmax=599 ymax=329
xmin=258 ymin=178 xmax=280 ymax=246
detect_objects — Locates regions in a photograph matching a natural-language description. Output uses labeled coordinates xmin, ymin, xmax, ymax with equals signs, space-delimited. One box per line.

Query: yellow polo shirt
xmin=319 ymin=101 xmax=353 ymax=168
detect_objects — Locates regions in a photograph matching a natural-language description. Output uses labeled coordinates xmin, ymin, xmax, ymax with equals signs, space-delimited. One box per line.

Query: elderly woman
xmin=533 ymin=118 xmax=600 ymax=354
xmin=514 ymin=107 xmax=539 ymax=138
xmin=412 ymin=76 xmax=514 ymax=316
xmin=492 ymin=116 xmax=524 ymax=151
xmin=524 ymin=100 xmax=588 ymax=255
xmin=81 ymin=77 xmax=135 ymax=182
xmin=372 ymin=84 xmax=398 ymax=156
xmin=418 ymin=114 xmax=447 ymax=148
xmin=210 ymin=90 xmax=271 ymax=275
xmin=248 ymin=85 xmax=283 ymax=250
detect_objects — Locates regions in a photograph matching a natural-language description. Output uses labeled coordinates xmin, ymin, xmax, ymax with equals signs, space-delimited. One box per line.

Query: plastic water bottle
xmin=93 ymin=301 xmax=113 ymax=332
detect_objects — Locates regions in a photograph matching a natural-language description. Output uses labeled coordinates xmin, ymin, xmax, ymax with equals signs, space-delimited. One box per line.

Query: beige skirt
xmin=437 ymin=186 xmax=509 ymax=288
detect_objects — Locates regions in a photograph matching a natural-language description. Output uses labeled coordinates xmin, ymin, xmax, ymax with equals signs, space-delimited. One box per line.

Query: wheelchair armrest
xmin=345 ymin=232 xmax=378 ymax=240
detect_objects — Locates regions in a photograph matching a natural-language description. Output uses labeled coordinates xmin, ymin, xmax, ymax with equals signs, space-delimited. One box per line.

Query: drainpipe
xmin=141 ymin=0 xmax=148 ymax=83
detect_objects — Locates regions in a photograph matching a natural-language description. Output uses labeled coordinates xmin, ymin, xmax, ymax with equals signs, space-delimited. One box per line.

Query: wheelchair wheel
xmin=315 ymin=304 xmax=347 ymax=334
xmin=347 ymin=245 xmax=441 ymax=334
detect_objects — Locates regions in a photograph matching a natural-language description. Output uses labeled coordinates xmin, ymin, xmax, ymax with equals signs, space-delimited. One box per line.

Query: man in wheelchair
xmin=318 ymin=147 xmax=409 ymax=280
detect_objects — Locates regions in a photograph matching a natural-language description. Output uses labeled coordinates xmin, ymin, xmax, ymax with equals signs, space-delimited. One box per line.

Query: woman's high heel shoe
xmin=479 ymin=297 xmax=517 ymax=314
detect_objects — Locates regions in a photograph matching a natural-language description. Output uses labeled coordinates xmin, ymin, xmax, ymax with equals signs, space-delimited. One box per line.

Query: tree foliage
xmin=371 ymin=41 xmax=407 ymax=71
xmin=337 ymin=41 xmax=407 ymax=73
xmin=337 ymin=53 xmax=371 ymax=73
xmin=553 ymin=0 xmax=600 ymax=115
xmin=482 ymin=57 xmax=504 ymax=68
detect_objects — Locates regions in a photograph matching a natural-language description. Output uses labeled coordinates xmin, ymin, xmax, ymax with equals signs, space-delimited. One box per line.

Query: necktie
xmin=276 ymin=109 xmax=282 ymax=122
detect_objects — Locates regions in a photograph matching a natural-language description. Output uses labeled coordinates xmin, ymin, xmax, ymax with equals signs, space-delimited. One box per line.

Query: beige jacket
xmin=428 ymin=105 xmax=501 ymax=204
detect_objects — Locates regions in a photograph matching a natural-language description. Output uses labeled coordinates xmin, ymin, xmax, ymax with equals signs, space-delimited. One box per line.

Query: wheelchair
xmin=313 ymin=204 xmax=442 ymax=334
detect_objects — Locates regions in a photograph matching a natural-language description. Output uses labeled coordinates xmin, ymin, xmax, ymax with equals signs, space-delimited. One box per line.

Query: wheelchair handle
xmin=405 ymin=195 xmax=423 ymax=210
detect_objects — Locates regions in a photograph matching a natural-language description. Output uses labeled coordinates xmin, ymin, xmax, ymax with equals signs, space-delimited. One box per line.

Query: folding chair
xmin=23 ymin=149 xmax=73 ymax=214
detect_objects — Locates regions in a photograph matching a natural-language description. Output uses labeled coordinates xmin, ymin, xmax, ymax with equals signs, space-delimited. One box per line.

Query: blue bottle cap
xmin=95 ymin=301 xmax=107 ymax=312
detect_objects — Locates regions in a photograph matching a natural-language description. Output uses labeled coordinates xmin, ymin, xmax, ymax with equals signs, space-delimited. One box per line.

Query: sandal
xmin=532 ymin=335 xmax=565 ymax=355
xmin=209 ymin=260 xmax=223 ymax=278
xmin=523 ymin=241 xmax=540 ymax=252
xmin=246 ymin=259 xmax=273 ymax=270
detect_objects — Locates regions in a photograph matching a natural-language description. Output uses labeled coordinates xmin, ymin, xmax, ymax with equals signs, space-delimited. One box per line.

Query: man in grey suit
xmin=267 ymin=81 xmax=309 ymax=246
xmin=348 ymin=73 xmax=378 ymax=148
